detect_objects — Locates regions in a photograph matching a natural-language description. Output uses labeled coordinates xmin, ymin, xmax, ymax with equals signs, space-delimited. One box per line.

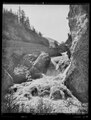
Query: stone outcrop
xmin=65 ymin=33 xmax=72 ymax=49
xmin=29 ymin=52 xmax=51 ymax=79
xmin=65 ymin=5 xmax=89 ymax=103
xmin=33 ymin=52 xmax=51 ymax=73
xmin=58 ymin=43 xmax=71 ymax=59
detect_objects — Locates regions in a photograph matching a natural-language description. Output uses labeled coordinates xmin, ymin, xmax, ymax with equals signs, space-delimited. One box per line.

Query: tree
xmin=21 ymin=10 xmax=26 ymax=24
xmin=24 ymin=17 xmax=30 ymax=29
xmin=39 ymin=32 xmax=42 ymax=37
xmin=17 ymin=7 xmax=31 ymax=29
xmin=54 ymin=41 xmax=59 ymax=48
xmin=32 ymin=27 xmax=35 ymax=32
xmin=17 ymin=6 xmax=22 ymax=23
xmin=10 ymin=9 xmax=12 ymax=13
xmin=17 ymin=7 xmax=26 ymax=24
xmin=3 ymin=8 xmax=8 ymax=13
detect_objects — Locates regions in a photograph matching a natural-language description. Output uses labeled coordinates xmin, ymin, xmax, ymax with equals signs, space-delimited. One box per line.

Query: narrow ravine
xmin=2 ymin=5 xmax=88 ymax=114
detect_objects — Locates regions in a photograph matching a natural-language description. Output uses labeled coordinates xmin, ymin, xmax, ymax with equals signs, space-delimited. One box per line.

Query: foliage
xmin=24 ymin=17 xmax=31 ymax=29
xmin=32 ymin=26 xmax=36 ymax=33
xmin=3 ymin=7 xmax=43 ymax=37
xmin=39 ymin=32 xmax=42 ymax=37
xmin=17 ymin=7 xmax=30 ymax=28
xmin=54 ymin=41 xmax=59 ymax=48
xmin=1 ymin=93 xmax=19 ymax=113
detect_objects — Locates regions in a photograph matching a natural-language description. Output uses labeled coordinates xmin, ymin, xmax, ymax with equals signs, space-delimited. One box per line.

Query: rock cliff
xmin=65 ymin=5 xmax=89 ymax=103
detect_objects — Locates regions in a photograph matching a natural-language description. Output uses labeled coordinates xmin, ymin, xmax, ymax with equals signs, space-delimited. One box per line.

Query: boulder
xmin=33 ymin=52 xmax=51 ymax=73
xmin=30 ymin=86 xmax=38 ymax=96
xmin=50 ymin=86 xmax=65 ymax=100
xmin=65 ymin=5 xmax=89 ymax=103
xmin=29 ymin=52 xmax=51 ymax=79
xmin=13 ymin=65 xmax=29 ymax=84
xmin=29 ymin=67 xmax=43 ymax=79
xmin=20 ymin=54 xmax=38 ymax=69
xmin=50 ymin=89 xmax=64 ymax=100
xmin=2 ymin=68 xmax=14 ymax=94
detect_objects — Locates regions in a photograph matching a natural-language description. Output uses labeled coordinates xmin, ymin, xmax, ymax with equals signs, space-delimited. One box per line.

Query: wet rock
xmin=39 ymin=86 xmax=50 ymax=97
xmin=24 ymin=93 xmax=31 ymax=100
xmin=56 ymin=52 xmax=70 ymax=72
xmin=50 ymin=87 xmax=65 ymax=100
xmin=50 ymin=90 xmax=64 ymax=100
xmin=13 ymin=87 xmax=17 ymax=92
xmin=2 ymin=75 xmax=86 ymax=113
xmin=65 ymin=5 xmax=89 ymax=103
xmin=46 ymin=61 xmax=60 ymax=76
xmin=62 ymin=89 xmax=72 ymax=99
xmin=39 ymin=90 xmax=50 ymax=97
xmin=58 ymin=61 xmax=70 ymax=73
xmin=30 ymin=86 xmax=38 ymax=96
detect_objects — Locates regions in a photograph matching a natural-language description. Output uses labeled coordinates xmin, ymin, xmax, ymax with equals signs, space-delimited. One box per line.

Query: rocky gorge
xmin=2 ymin=5 xmax=89 ymax=114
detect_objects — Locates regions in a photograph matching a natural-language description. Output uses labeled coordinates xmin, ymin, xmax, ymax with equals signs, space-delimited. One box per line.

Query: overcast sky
xmin=3 ymin=4 xmax=70 ymax=43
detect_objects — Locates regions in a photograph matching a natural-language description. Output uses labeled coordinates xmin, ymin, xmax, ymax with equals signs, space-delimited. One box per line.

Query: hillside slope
xmin=46 ymin=37 xmax=60 ymax=48
xmin=2 ymin=10 xmax=61 ymax=73
xmin=2 ymin=11 xmax=50 ymax=46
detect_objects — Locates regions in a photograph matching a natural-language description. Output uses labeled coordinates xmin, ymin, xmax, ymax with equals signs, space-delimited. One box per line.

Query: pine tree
xmin=17 ymin=6 xmax=22 ymax=23
xmin=32 ymin=27 xmax=36 ymax=32
xmin=20 ymin=9 xmax=26 ymax=24
xmin=10 ymin=9 xmax=12 ymax=13
xmin=25 ymin=17 xmax=30 ymax=29
xmin=39 ymin=32 xmax=42 ymax=36
xmin=54 ymin=41 xmax=58 ymax=48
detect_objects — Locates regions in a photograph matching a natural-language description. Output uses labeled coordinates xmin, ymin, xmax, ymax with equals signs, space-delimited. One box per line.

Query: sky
xmin=3 ymin=4 xmax=70 ymax=43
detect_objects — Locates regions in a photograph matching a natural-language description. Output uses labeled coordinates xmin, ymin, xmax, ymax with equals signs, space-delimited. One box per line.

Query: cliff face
xmin=65 ymin=5 xmax=89 ymax=103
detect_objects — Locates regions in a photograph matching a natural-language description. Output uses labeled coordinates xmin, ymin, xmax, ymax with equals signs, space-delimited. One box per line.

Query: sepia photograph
xmin=2 ymin=3 xmax=89 ymax=115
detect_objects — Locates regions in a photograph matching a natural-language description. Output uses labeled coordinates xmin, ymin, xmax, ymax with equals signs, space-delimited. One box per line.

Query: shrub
xmin=1 ymin=93 xmax=19 ymax=113
xmin=35 ymin=98 xmax=52 ymax=114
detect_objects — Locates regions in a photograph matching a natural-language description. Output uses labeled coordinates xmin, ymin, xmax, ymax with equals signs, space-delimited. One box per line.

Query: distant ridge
xmin=46 ymin=37 xmax=60 ymax=48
